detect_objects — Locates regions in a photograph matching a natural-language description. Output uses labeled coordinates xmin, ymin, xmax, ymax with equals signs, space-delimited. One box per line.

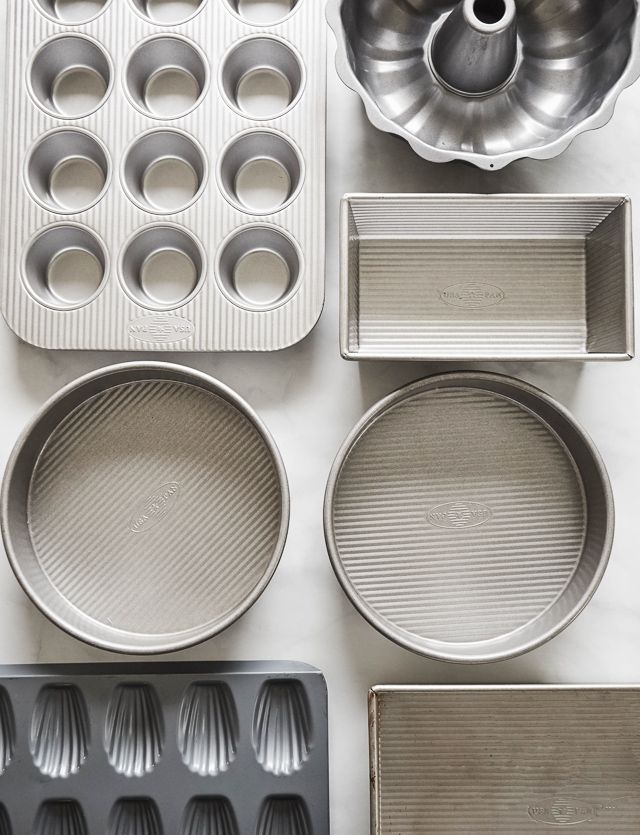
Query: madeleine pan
xmin=1 ymin=363 xmax=289 ymax=654
xmin=0 ymin=0 xmax=325 ymax=350
xmin=0 ymin=661 xmax=328 ymax=834
xmin=370 ymin=685 xmax=640 ymax=833
xmin=324 ymin=372 xmax=614 ymax=663
xmin=341 ymin=194 xmax=634 ymax=361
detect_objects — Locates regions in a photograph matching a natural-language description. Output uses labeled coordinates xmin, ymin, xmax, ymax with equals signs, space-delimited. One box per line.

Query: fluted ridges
xmin=0 ymin=687 xmax=14 ymax=776
xmin=108 ymin=799 xmax=163 ymax=835
xmin=34 ymin=801 xmax=88 ymax=835
xmin=256 ymin=798 xmax=311 ymax=835
xmin=178 ymin=683 xmax=239 ymax=777
xmin=180 ymin=798 xmax=239 ymax=835
xmin=252 ymin=680 xmax=312 ymax=776
xmin=105 ymin=685 xmax=164 ymax=777
xmin=30 ymin=685 xmax=90 ymax=778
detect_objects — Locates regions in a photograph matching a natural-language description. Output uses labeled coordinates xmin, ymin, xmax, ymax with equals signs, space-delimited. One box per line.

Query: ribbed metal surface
xmin=370 ymin=686 xmax=640 ymax=834
xmin=341 ymin=195 xmax=634 ymax=361
xmin=1 ymin=363 xmax=289 ymax=653
xmin=324 ymin=373 xmax=614 ymax=663
xmin=0 ymin=0 xmax=325 ymax=350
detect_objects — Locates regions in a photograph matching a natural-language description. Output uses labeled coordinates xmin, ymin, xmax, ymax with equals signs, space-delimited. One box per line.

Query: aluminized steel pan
xmin=341 ymin=194 xmax=634 ymax=362
xmin=325 ymin=372 xmax=614 ymax=663
xmin=370 ymin=685 xmax=640 ymax=833
xmin=327 ymin=0 xmax=640 ymax=169
xmin=1 ymin=363 xmax=289 ymax=654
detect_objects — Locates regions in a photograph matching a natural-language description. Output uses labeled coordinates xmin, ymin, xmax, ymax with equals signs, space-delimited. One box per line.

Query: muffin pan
xmin=370 ymin=686 xmax=640 ymax=833
xmin=0 ymin=661 xmax=329 ymax=833
xmin=341 ymin=194 xmax=634 ymax=361
xmin=0 ymin=0 xmax=325 ymax=349
xmin=1 ymin=363 xmax=290 ymax=654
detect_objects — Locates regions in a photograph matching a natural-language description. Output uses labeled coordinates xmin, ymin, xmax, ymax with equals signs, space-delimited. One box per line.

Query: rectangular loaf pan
xmin=370 ymin=685 xmax=640 ymax=834
xmin=341 ymin=194 xmax=634 ymax=361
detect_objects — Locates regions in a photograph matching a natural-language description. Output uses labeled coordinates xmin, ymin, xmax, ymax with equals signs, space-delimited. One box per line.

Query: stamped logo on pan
xmin=528 ymin=794 xmax=633 ymax=826
xmin=130 ymin=482 xmax=180 ymax=534
xmin=128 ymin=314 xmax=195 ymax=345
xmin=427 ymin=501 xmax=492 ymax=529
xmin=440 ymin=282 xmax=505 ymax=309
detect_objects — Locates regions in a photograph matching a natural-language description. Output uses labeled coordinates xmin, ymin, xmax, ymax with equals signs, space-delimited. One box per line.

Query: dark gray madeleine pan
xmin=0 ymin=661 xmax=328 ymax=834
xmin=340 ymin=194 xmax=634 ymax=361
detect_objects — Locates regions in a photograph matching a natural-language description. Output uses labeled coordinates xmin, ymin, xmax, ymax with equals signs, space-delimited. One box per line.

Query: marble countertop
xmin=1 ymin=43 xmax=640 ymax=835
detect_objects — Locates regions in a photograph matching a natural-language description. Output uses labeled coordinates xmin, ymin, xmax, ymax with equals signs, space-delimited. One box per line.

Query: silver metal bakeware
xmin=327 ymin=0 xmax=640 ymax=170
xmin=341 ymin=194 xmax=635 ymax=362
xmin=370 ymin=685 xmax=640 ymax=833
xmin=0 ymin=661 xmax=329 ymax=834
xmin=0 ymin=0 xmax=326 ymax=350
xmin=324 ymin=372 xmax=614 ymax=664
xmin=1 ymin=363 xmax=289 ymax=654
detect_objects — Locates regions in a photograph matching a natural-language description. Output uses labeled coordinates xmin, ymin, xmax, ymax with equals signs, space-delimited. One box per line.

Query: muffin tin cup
xmin=28 ymin=34 xmax=113 ymax=119
xmin=120 ymin=224 xmax=206 ymax=309
xmin=125 ymin=34 xmax=209 ymax=120
xmin=130 ymin=0 xmax=208 ymax=26
xmin=217 ymin=224 xmax=303 ymax=311
xmin=22 ymin=223 xmax=109 ymax=311
xmin=122 ymin=129 xmax=208 ymax=214
xmin=218 ymin=129 xmax=304 ymax=215
xmin=25 ymin=128 xmax=111 ymax=215
xmin=220 ymin=34 xmax=306 ymax=120
xmin=33 ymin=0 xmax=113 ymax=25
xmin=2 ymin=0 xmax=326 ymax=350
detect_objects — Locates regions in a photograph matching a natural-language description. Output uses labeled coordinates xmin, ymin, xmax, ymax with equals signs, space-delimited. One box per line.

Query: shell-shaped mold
xmin=0 ymin=687 xmax=15 ymax=776
xmin=104 ymin=684 xmax=164 ymax=778
xmin=33 ymin=801 xmax=88 ymax=835
xmin=252 ymin=680 xmax=312 ymax=776
xmin=256 ymin=797 xmax=311 ymax=835
xmin=180 ymin=798 xmax=239 ymax=835
xmin=0 ymin=805 xmax=11 ymax=835
xmin=30 ymin=685 xmax=90 ymax=778
xmin=178 ymin=683 xmax=239 ymax=777
xmin=108 ymin=799 xmax=163 ymax=835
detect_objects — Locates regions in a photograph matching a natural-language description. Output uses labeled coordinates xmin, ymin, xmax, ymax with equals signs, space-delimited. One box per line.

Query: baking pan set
xmin=0 ymin=0 xmax=326 ymax=350
xmin=0 ymin=661 xmax=329 ymax=833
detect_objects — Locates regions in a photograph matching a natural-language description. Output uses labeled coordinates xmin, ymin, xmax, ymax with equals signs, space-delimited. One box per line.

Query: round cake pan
xmin=1 ymin=363 xmax=289 ymax=654
xmin=324 ymin=372 xmax=614 ymax=664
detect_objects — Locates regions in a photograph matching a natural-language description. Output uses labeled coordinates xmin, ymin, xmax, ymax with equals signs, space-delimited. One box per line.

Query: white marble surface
xmin=1 ymin=43 xmax=640 ymax=835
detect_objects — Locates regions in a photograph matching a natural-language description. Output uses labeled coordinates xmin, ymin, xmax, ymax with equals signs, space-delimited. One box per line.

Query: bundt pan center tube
xmin=327 ymin=0 xmax=640 ymax=169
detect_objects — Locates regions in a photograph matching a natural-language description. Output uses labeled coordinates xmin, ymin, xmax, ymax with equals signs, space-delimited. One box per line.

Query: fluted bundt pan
xmin=327 ymin=0 xmax=640 ymax=169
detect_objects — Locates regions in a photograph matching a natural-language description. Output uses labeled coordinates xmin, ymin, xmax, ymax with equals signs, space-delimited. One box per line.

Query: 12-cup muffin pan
xmin=0 ymin=0 xmax=326 ymax=350
xmin=0 ymin=661 xmax=329 ymax=833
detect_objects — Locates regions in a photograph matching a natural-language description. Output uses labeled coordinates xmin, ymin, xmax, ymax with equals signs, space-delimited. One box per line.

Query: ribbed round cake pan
xmin=1 ymin=363 xmax=289 ymax=654
xmin=324 ymin=373 xmax=614 ymax=664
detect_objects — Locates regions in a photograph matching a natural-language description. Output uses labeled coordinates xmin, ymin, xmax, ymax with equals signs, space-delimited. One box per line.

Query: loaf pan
xmin=370 ymin=685 xmax=640 ymax=833
xmin=324 ymin=372 xmax=614 ymax=663
xmin=0 ymin=661 xmax=328 ymax=834
xmin=1 ymin=363 xmax=289 ymax=654
xmin=341 ymin=194 xmax=634 ymax=361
